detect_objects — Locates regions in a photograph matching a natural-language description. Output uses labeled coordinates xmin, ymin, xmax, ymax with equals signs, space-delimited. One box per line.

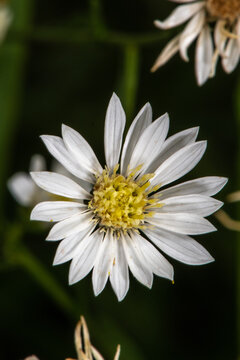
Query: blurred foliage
xmin=0 ymin=0 xmax=238 ymax=359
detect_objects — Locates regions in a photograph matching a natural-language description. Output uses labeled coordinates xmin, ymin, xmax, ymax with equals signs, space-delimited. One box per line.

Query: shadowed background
xmin=0 ymin=0 xmax=237 ymax=359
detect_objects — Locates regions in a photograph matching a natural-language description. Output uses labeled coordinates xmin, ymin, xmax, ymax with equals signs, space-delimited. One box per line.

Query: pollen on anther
xmin=88 ymin=164 xmax=162 ymax=232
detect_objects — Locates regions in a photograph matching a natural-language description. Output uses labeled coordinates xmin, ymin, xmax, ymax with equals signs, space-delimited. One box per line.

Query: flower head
xmin=30 ymin=93 xmax=227 ymax=301
xmin=152 ymin=0 xmax=240 ymax=85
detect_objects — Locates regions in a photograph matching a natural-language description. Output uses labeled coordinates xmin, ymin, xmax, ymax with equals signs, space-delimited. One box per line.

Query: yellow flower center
xmin=88 ymin=165 xmax=162 ymax=232
xmin=206 ymin=0 xmax=240 ymax=22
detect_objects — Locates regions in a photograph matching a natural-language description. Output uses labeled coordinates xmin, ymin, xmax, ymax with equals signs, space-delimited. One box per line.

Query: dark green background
xmin=0 ymin=0 xmax=237 ymax=359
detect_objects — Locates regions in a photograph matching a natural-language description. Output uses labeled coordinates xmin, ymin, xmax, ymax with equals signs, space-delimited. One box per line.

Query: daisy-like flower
xmin=152 ymin=0 xmax=240 ymax=85
xmin=30 ymin=93 xmax=227 ymax=301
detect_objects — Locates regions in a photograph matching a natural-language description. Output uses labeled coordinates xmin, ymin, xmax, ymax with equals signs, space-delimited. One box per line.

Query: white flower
xmin=152 ymin=0 xmax=240 ymax=85
xmin=30 ymin=93 xmax=227 ymax=301
xmin=0 ymin=4 xmax=12 ymax=44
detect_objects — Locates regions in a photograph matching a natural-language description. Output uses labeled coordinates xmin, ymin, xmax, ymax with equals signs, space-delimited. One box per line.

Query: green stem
xmin=0 ymin=0 xmax=33 ymax=224
xmin=89 ymin=0 xmax=106 ymax=34
xmin=17 ymin=246 xmax=79 ymax=319
xmin=3 ymin=223 xmax=79 ymax=319
xmin=119 ymin=44 xmax=140 ymax=120
xmin=9 ymin=26 xmax=169 ymax=47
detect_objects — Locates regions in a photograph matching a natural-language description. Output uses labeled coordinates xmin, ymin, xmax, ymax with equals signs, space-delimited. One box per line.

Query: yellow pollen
xmin=206 ymin=0 xmax=240 ymax=22
xmin=88 ymin=165 xmax=162 ymax=231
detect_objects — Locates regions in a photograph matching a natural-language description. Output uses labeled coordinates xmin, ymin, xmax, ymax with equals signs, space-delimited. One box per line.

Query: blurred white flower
xmin=8 ymin=154 xmax=80 ymax=207
xmin=0 ymin=4 xmax=12 ymax=44
xmin=30 ymin=93 xmax=227 ymax=301
xmin=152 ymin=0 xmax=240 ymax=85
xmin=8 ymin=154 xmax=48 ymax=207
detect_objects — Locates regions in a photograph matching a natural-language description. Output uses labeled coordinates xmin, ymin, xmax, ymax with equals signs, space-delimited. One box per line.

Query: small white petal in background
xmin=8 ymin=154 xmax=46 ymax=207
xmin=154 ymin=2 xmax=205 ymax=30
xmin=179 ymin=9 xmax=206 ymax=62
xmin=0 ymin=4 xmax=12 ymax=44
xmin=195 ymin=25 xmax=213 ymax=86
xmin=30 ymin=93 xmax=227 ymax=300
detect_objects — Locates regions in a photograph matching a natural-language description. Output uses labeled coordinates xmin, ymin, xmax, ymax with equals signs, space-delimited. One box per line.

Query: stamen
xmin=220 ymin=24 xmax=239 ymax=39
xmin=88 ymin=164 xmax=162 ymax=232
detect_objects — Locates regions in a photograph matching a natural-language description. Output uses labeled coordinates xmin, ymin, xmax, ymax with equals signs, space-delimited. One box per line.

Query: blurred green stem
xmin=119 ymin=44 xmax=140 ymax=120
xmin=89 ymin=0 xmax=106 ymax=34
xmin=4 ymin=223 xmax=79 ymax=319
xmin=0 ymin=0 xmax=33 ymax=224
xmin=9 ymin=26 xmax=169 ymax=47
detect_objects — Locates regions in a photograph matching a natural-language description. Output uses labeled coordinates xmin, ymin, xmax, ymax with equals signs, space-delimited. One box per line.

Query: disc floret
xmin=206 ymin=0 xmax=240 ymax=23
xmin=88 ymin=165 xmax=161 ymax=231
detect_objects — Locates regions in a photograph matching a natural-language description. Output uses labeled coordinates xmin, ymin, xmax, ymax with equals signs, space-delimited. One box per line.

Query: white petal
xmin=145 ymin=228 xmax=214 ymax=265
xmin=110 ymin=235 xmax=129 ymax=301
xmin=146 ymin=126 xmax=199 ymax=173
xmin=69 ymin=230 xmax=103 ymax=285
xmin=53 ymin=224 xmax=95 ymax=265
xmin=51 ymin=161 xmax=93 ymax=193
xmin=30 ymin=171 xmax=91 ymax=200
xmin=92 ymin=230 xmax=114 ymax=296
xmin=91 ymin=347 xmax=105 ymax=360
xmin=29 ymin=154 xmax=46 ymax=172
xmin=8 ymin=172 xmax=36 ymax=206
xmin=41 ymin=135 xmax=94 ymax=183
xmin=121 ymin=103 xmax=152 ymax=175
xmin=147 ymin=212 xmax=216 ymax=235
xmin=122 ymin=232 xmax=153 ymax=288
xmin=154 ymin=2 xmax=205 ymax=30
xmin=132 ymin=232 xmax=173 ymax=280
xmin=237 ymin=17 xmax=240 ymax=49
xmin=151 ymin=34 xmax=180 ymax=71
xmin=0 ymin=6 xmax=12 ymax=44
xmin=104 ymin=93 xmax=126 ymax=170
xmin=62 ymin=124 xmax=103 ymax=174
xmin=128 ymin=113 xmax=169 ymax=176
xmin=159 ymin=176 xmax=228 ymax=199
xmin=46 ymin=211 xmax=94 ymax=241
xmin=31 ymin=201 xmax=85 ymax=222
xmin=179 ymin=9 xmax=205 ymax=61
xmin=195 ymin=25 xmax=214 ymax=86
xmin=222 ymin=38 xmax=240 ymax=73
xmin=151 ymin=141 xmax=207 ymax=188
xmin=158 ymin=194 xmax=223 ymax=216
